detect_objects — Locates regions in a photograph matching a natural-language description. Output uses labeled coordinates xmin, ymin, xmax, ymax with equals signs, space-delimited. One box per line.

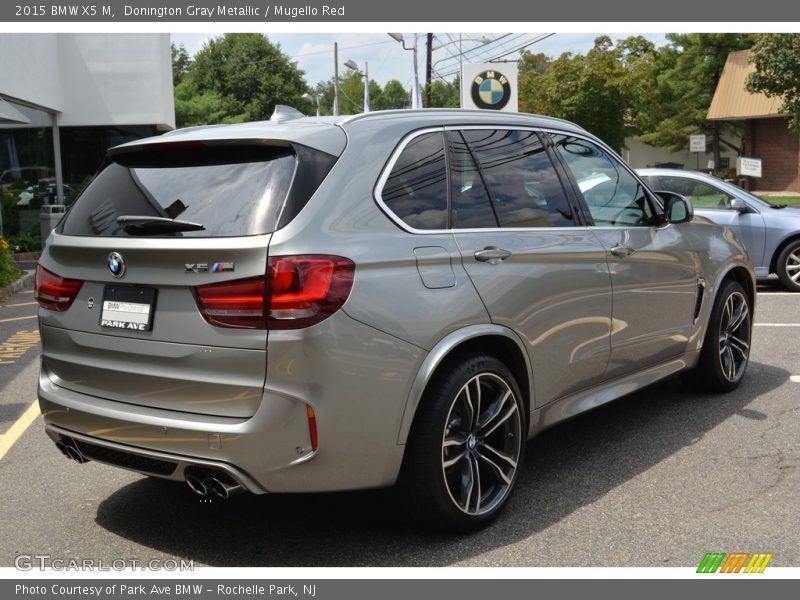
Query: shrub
xmin=0 ymin=237 xmax=20 ymax=287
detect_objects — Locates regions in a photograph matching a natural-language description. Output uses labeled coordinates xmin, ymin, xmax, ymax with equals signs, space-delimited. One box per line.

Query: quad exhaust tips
xmin=184 ymin=471 xmax=243 ymax=499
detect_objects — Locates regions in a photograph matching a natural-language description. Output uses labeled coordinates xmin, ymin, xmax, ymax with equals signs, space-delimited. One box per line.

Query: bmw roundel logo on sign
xmin=107 ymin=252 xmax=126 ymax=278
xmin=471 ymin=70 xmax=512 ymax=110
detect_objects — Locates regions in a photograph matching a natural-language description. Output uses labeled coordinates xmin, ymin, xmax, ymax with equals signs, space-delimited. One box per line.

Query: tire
xmin=682 ymin=280 xmax=752 ymax=393
xmin=396 ymin=353 xmax=526 ymax=532
xmin=776 ymin=239 xmax=800 ymax=292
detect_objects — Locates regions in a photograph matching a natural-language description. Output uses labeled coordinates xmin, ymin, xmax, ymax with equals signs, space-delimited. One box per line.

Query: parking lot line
xmin=0 ymin=400 xmax=40 ymax=461
xmin=791 ymin=376 xmax=800 ymax=383
xmin=754 ymin=323 xmax=800 ymax=327
xmin=1 ymin=301 xmax=38 ymax=308
xmin=0 ymin=315 xmax=37 ymax=324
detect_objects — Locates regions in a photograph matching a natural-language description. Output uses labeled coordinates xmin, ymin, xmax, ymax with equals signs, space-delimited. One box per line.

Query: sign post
xmin=689 ymin=134 xmax=706 ymax=170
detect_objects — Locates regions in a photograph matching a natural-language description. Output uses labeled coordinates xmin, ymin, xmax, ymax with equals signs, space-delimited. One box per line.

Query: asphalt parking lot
xmin=0 ymin=280 xmax=798 ymax=568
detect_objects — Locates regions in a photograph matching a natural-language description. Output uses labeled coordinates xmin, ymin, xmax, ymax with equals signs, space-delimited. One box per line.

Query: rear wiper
xmin=116 ymin=215 xmax=205 ymax=234
xmin=770 ymin=204 xmax=788 ymax=209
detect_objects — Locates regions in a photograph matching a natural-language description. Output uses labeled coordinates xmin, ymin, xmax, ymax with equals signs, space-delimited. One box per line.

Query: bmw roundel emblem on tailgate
xmin=107 ymin=252 xmax=126 ymax=278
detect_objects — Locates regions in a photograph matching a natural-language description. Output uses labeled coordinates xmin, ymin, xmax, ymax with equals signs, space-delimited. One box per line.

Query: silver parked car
xmin=638 ymin=168 xmax=800 ymax=291
xmin=37 ymin=110 xmax=755 ymax=531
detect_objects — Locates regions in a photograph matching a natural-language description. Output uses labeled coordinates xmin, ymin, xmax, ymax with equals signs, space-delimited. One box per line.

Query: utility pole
xmin=333 ymin=42 xmax=340 ymax=116
xmin=424 ymin=33 xmax=433 ymax=108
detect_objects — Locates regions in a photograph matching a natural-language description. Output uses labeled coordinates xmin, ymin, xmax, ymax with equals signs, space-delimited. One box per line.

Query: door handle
xmin=610 ymin=244 xmax=635 ymax=258
xmin=474 ymin=247 xmax=513 ymax=264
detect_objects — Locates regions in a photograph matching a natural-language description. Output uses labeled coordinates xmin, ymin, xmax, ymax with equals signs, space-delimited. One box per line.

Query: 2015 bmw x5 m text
xmin=37 ymin=109 xmax=755 ymax=531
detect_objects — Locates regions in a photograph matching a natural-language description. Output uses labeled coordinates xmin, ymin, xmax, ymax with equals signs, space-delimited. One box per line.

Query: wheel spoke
xmin=786 ymin=263 xmax=800 ymax=272
xmin=468 ymin=454 xmax=482 ymax=513
xmin=443 ymin=449 xmax=467 ymax=469
xmin=792 ymin=270 xmax=800 ymax=283
xmin=458 ymin=455 xmax=475 ymax=510
xmin=478 ymin=389 xmax=512 ymax=429
xmin=461 ymin=386 xmax=475 ymax=432
xmin=729 ymin=335 xmax=750 ymax=360
xmin=480 ymin=402 xmax=518 ymax=438
xmin=724 ymin=346 xmax=736 ymax=380
xmin=443 ymin=435 xmax=467 ymax=448
xmin=479 ymin=443 xmax=517 ymax=471
xmin=728 ymin=300 xmax=749 ymax=332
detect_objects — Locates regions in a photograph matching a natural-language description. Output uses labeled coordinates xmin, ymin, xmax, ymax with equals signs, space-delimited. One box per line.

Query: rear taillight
xmin=193 ymin=255 xmax=354 ymax=330
xmin=35 ymin=265 xmax=83 ymax=312
xmin=194 ymin=277 xmax=267 ymax=329
xmin=267 ymin=255 xmax=354 ymax=330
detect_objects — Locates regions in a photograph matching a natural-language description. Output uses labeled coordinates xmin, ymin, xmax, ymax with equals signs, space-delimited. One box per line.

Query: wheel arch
xmin=768 ymin=233 xmax=800 ymax=277
xmin=719 ymin=263 xmax=756 ymax=311
xmin=397 ymin=324 xmax=533 ymax=445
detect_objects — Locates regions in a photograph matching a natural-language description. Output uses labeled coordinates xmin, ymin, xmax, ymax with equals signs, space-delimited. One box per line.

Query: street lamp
xmin=344 ymin=59 xmax=370 ymax=113
xmin=302 ymin=92 xmax=320 ymax=117
xmin=388 ymin=33 xmax=421 ymax=109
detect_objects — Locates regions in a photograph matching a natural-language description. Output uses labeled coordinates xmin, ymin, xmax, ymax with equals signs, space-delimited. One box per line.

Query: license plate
xmin=100 ymin=286 xmax=157 ymax=332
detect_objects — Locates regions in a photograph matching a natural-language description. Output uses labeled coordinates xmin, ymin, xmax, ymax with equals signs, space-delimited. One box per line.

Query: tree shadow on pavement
xmin=94 ymin=360 xmax=788 ymax=566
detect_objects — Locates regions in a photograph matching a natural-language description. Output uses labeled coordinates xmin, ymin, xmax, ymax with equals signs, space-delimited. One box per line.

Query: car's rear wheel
xmin=776 ymin=239 xmax=800 ymax=292
xmin=683 ymin=280 xmax=752 ymax=392
xmin=397 ymin=354 xmax=525 ymax=532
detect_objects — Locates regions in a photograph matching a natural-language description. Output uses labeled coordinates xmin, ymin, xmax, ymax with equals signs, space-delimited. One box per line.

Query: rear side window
xmin=382 ymin=132 xmax=448 ymax=230
xmin=60 ymin=146 xmax=298 ymax=237
xmin=447 ymin=131 xmax=497 ymax=229
xmin=462 ymin=129 xmax=575 ymax=228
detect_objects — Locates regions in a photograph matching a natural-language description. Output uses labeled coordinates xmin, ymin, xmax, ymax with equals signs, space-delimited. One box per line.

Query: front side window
xmin=552 ymin=135 xmax=654 ymax=227
xmin=462 ymin=129 xmax=575 ymax=228
xmin=382 ymin=132 xmax=448 ymax=230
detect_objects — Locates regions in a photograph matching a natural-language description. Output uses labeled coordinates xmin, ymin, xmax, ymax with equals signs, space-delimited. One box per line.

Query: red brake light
xmin=267 ymin=255 xmax=354 ymax=330
xmin=35 ymin=265 xmax=83 ymax=312
xmin=193 ymin=255 xmax=354 ymax=330
xmin=194 ymin=277 xmax=267 ymax=329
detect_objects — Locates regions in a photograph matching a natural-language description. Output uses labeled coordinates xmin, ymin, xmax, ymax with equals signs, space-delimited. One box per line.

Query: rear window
xmin=60 ymin=146 xmax=297 ymax=237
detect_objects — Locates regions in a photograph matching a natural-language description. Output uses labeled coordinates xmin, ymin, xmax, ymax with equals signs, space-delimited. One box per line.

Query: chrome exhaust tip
xmin=185 ymin=474 xmax=208 ymax=496
xmin=55 ymin=440 xmax=71 ymax=458
xmin=207 ymin=476 xmax=243 ymax=500
xmin=63 ymin=444 xmax=88 ymax=464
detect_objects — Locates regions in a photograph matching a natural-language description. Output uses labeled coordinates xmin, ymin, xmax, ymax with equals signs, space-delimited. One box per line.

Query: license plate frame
xmin=99 ymin=286 xmax=157 ymax=332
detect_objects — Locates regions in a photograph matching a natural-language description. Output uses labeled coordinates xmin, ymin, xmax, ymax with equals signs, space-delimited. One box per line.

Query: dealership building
xmin=0 ymin=33 xmax=174 ymax=235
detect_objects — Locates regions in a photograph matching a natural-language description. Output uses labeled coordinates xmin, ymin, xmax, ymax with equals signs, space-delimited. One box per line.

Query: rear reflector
xmin=193 ymin=255 xmax=354 ymax=330
xmin=35 ymin=265 xmax=83 ymax=312
xmin=306 ymin=404 xmax=319 ymax=452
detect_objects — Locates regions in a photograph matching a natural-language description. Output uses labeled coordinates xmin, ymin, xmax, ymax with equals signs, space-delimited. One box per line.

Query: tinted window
xmin=61 ymin=147 xmax=296 ymax=237
xmin=447 ymin=131 xmax=497 ymax=229
xmin=463 ymin=129 xmax=574 ymax=228
xmin=660 ymin=176 xmax=734 ymax=209
xmin=552 ymin=135 xmax=654 ymax=227
xmin=383 ymin=132 xmax=448 ymax=230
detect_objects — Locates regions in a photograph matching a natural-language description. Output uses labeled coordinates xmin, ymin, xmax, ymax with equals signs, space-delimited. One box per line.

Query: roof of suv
xmin=109 ymin=109 xmax=589 ymax=159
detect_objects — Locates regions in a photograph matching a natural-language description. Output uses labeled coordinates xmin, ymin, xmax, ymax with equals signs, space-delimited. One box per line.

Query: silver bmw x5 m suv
xmin=37 ymin=109 xmax=755 ymax=531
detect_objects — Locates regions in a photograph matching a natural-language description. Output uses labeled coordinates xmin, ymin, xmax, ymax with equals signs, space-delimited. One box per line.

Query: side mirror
xmin=656 ymin=191 xmax=694 ymax=224
xmin=730 ymin=197 xmax=751 ymax=213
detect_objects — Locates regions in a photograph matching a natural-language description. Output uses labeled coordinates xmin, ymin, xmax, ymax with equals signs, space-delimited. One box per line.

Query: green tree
xmin=183 ymin=33 xmax=309 ymax=124
xmin=171 ymin=42 xmax=191 ymax=86
xmin=430 ymin=76 xmax=460 ymax=108
xmin=637 ymin=33 xmax=756 ymax=166
xmin=519 ymin=37 xmax=629 ymax=152
xmin=746 ymin=34 xmax=800 ymax=131
xmin=374 ymin=79 xmax=410 ymax=110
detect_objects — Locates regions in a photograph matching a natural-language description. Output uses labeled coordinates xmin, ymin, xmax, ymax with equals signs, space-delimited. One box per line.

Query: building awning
xmin=0 ymin=97 xmax=31 ymax=124
xmin=707 ymin=49 xmax=784 ymax=121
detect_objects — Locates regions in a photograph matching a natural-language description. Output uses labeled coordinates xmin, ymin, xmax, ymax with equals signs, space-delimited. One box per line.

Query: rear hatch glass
xmin=60 ymin=145 xmax=296 ymax=238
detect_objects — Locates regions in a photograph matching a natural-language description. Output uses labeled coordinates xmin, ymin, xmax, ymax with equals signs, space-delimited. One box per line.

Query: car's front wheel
xmin=397 ymin=354 xmax=525 ymax=532
xmin=776 ymin=239 xmax=800 ymax=292
xmin=683 ymin=280 xmax=752 ymax=392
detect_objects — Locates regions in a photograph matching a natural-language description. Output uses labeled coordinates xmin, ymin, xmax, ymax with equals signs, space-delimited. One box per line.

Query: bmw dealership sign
xmin=462 ymin=63 xmax=518 ymax=112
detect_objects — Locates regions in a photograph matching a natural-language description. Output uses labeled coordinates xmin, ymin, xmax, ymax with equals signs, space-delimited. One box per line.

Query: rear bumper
xmin=38 ymin=311 xmax=424 ymax=493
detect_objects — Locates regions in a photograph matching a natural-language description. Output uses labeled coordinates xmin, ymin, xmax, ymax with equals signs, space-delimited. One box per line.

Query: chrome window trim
xmin=374 ymin=124 xmax=658 ymax=235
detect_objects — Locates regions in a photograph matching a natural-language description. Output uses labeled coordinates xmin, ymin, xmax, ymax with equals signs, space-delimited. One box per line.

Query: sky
xmin=171 ymin=32 xmax=669 ymax=89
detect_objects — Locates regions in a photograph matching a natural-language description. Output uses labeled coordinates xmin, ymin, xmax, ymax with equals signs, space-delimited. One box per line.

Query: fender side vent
xmin=693 ymin=278 xmax=707 ymax=324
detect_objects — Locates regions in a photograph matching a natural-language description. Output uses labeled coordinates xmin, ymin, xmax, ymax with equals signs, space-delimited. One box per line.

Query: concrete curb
xmin=0 ymin=270 xmax=35 ymax=301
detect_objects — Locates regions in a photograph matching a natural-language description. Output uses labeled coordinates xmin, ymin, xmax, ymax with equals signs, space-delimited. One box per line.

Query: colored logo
xmin=697 ymin=552 xmax=773 ymax=573
xmin=107 ymin=252 xmax=125 ymax=278
xmin=471 ymin=70 xmax=511 ymax=110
